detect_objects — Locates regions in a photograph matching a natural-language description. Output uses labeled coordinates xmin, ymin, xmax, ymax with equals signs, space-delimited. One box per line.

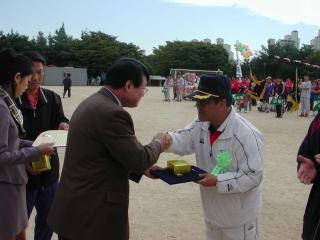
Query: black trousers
xmin=63 ymin=87 xmax=71 ymax=98
xmin=276 ymin=105 xmax=282 ymax=117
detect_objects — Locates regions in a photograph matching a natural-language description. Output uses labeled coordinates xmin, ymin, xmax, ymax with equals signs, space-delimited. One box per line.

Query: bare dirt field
xmin=27 ymin=86 xmax=313 ymax=240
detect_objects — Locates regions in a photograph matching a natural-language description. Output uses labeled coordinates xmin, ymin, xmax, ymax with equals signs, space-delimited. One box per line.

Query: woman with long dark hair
xmin=0 ymin=49 xmax=54 ymax=240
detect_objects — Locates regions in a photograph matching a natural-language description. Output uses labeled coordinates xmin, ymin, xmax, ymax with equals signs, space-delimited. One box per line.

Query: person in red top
xmin=237 ymin=77 xmax=251 ymax=112
xmin=231 ymin=78 xmax=239 ymax=94
xmin=285 ymin=78 xmax=294 ymax=94
xmin=239 ymin=77 xmax=250 ymax=91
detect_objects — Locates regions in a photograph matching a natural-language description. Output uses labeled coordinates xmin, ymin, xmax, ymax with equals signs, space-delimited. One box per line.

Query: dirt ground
xmin=27 ymin=86 xmax=313 ymax=240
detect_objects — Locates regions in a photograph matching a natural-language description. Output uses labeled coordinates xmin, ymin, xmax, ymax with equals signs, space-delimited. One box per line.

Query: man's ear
xmin=218 ymin=98 xmax=227 ymax=108
xmin=124 ymin=80 xmax=133 ymax=91
xmin=14 ymin=72 xmax=21 ymax=85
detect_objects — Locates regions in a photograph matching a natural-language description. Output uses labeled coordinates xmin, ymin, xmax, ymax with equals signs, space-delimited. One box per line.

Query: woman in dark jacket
xmin=297 ymin=112 xmax=320 ymax=240
xmin=0 ymin=49 xmax=54 ymax=240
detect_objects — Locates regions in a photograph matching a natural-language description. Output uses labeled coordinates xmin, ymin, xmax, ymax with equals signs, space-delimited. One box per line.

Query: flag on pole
xmin=287 ymin=67 xmax=299 ymax=113
xmin=249 ymin=67 xmax=259 ymax=84
xmin=295 ymin=67 xmax=298 ymax=99
xmin=287 ymin=95 xmax=299 ymax=112
xmin=235 ymin=51 xmax=243 ymax=79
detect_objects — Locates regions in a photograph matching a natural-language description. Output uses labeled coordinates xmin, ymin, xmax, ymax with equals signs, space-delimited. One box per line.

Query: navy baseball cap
xmin=184 ymin=74 xmax=232 ymax=101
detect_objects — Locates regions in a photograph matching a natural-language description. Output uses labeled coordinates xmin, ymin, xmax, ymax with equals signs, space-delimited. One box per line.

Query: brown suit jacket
xmin=48 ymin=87 xmax=161 ymax=240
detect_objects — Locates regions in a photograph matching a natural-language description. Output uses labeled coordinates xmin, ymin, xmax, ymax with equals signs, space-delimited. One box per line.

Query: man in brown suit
xmin=48 ymin=58 xmax=168 ymax=240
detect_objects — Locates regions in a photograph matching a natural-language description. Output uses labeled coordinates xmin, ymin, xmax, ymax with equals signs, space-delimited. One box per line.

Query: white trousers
xmin=205 ymin=218 xmax=259 ymax=240
xmin=300 ymin=97 xmax=310 ymax=115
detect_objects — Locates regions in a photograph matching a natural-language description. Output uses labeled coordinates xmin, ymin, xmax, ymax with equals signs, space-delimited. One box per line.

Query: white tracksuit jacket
xmin=168 ymin=109 xmax=264 ymax=228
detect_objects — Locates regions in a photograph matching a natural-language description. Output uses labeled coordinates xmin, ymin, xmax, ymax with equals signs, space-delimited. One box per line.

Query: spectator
xmin=298 ymin=74 xmax=312 ymax=117
xmin=62 ymin=73 xmax=72 ymax=98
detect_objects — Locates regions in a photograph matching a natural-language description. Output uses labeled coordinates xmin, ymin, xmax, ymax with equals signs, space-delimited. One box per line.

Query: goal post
xmin=169 ymin=68 xmax=223 ymax=79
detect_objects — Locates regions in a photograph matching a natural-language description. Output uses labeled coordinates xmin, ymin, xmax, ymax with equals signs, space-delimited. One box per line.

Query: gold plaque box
xmin=31 ymin=130 xmax=68 ymax=172
xmin=32 ymin=155 xmax=51 ymax=172
xmin=167 ymin=160 xmax=191 ymax=176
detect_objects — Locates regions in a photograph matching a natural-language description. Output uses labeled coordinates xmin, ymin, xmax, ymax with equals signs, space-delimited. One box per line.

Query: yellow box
xmin=167 ymin=160 xmax=191 ymax=176
xmin=32 ymin=155 xmax=51 ymax=173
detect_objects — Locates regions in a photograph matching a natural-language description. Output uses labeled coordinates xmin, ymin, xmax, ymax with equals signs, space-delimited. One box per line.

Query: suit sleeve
xmin=101 ymin=110 xmax=161 ymax=174
xmin=0 ymin=105 xmax=41 ymax=168
xmin=216 ymin=131 xmax=264 ymax=194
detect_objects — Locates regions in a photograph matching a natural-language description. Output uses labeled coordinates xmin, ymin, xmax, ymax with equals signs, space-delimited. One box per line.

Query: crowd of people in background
xmin=162 ymin=72 xmax=320 ymax=119
xmin=253 ymin=74 xmax=320 ymax=118
xmin=162 ymin=72 xmax=199 ymax=101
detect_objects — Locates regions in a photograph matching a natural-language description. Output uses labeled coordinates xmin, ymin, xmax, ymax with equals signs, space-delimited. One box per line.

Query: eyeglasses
xmin=143 ymin=88 xmax=149 ymax=95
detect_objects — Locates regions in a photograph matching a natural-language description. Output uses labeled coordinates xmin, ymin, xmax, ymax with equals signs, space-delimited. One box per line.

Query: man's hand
xmin=58 ymin=122 xmax=69 ymax=130
xmin=153 ymin=132 xmax=172 ymax=152
xmin=196 ymin=173 xmax=217 ymax=187
xmin=144 ymin=165 xmax=166 ymax=179
xmin=38 ymin=143 xmax=55 ymax=156
xmin=297 ymin=155 xmax=317 ymax=185
xmin=25 ymin=164 xmax=40 ymax=176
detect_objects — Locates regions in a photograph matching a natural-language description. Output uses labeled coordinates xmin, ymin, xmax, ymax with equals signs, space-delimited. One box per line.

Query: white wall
xmin=43 ymin=67 xmax=88 ymax=86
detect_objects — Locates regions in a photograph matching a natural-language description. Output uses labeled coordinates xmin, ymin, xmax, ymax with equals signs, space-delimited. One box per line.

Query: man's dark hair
xmin=106 ymin=58 xmax=149 ymax=89
xmin=23 ymin=51 xmax=46 ymax=65
xmin=0 ymin=48 xmax=32 ymax=86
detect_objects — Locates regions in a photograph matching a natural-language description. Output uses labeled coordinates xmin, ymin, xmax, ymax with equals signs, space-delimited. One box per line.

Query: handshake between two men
xmin=153 ymin=132 xmax=172 ymax=152
xmin=143 ymin=132 xmax=172 ymax=179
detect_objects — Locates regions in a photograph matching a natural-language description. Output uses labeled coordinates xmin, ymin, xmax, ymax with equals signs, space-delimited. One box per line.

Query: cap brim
xmin=184 ymin=90 xmax=220 ymax=101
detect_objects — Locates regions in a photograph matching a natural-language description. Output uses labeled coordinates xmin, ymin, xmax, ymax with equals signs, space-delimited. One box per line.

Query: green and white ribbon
xmin=211 ymin=150 xmax=232 ymax=176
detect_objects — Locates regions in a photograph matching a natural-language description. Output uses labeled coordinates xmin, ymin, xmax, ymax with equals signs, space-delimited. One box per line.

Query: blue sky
xmin=1 ymin=0 xmax=319 ymax=55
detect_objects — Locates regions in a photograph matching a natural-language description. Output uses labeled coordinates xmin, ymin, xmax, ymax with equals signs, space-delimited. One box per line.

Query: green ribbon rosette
xmin=211 ymin=150 xmax=232 ymax=176
xmin=233 ymin=94 xmax=244 ymax=102
xmin=270 ymin=98 xmax=282 ymax=106
xmin=161 ymin=88 xmax=168 ymax=93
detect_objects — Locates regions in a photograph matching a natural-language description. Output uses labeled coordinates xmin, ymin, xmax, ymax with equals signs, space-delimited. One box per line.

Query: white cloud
xmin=164 ymin=0 xmax=320 ymax=26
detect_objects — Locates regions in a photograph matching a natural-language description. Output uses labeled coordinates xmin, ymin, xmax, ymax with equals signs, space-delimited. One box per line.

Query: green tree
xmin=69 ymin=31 xmax=144 ymax=77
xmin=149 ymin=41 xmax=232 ymax=76
xmin=246 ymin=43 xmax=301 ymax=80
xmin=35 ymin=31 xmax=48 ymax=51
xmin=46 ymin=23 xmax=73 ymax=66
xmin=0 ymin=30 xmax=34 ymax=51
xmin=244 ymin=43 xmax=320 ymax=80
